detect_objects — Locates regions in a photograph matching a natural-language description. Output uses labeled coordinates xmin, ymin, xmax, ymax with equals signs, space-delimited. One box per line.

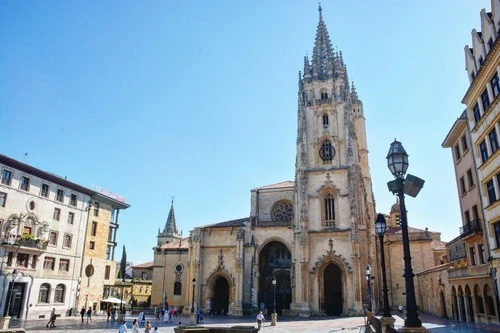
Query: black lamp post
xmin=386 ymin=139 xmax=424 ymax=328
xmin=6 ymin=269 xmax=19 ymax=317
xmin=366 ymin=265 xmax=372 ymax=312
xmin=191 ymin=278 xmax=196 ymax=313
xmin=272 ymin=277 xmax=277 ymax=314
xmin=120 ymin=279 xmax=125 ymax=312
xmin=375 ymin=213 xmax=392 ymax=318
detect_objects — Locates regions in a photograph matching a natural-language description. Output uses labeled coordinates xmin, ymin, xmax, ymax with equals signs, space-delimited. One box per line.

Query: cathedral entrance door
xmin=323 ymin=264 xmax=342 ymax=316
xmin=212 ymin=277 xmax=229 ymax=315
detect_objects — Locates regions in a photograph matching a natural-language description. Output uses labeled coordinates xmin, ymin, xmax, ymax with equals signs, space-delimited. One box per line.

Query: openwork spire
xmin=311 ymin=4 xmax=334 ymax=79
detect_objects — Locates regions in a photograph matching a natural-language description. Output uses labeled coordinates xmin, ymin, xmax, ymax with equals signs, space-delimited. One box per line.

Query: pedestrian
xmin=107 ymin=307 xmax=111 ymax=321
xmin=119 ymin=320 xmax=128 ymax=333
xmin=86 ymin=307 xmax=93 ymax=323
xmin=132 ymin=318 xmax=140 ymax=333
xmin=256 ymin=311 xmax=265 ymax=330
xmin=195 ymin=307 xmax=200 ymax=324
xmin=152 ymin=327 xmax=159 ymax=333
xmin=163 ymin=308 xmax=169 ymax=322
xmin=46 ymin=308 xmax=57 ymax=328
xmin=80 ymin=307 xmax=86 ymax=323
xmin=112 ymin=307 xmax=117 ymax=322
xmin=144 ymin=320 xmax=152 ymax=333
xmin=398 ymin=304 xmax=403 ymax=314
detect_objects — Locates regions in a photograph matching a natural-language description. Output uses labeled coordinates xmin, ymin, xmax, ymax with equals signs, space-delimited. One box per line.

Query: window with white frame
xmin=1 ymin=169 xmax=12 ymax=185
xmin=40 ymin=183 xmax=49 ymax=197
xmin=53 ymin=208 xmax=61 ymax=221
xmin=54 ymin=284 xmax=65 ymax=302
xmin=0 ymin=192 xmax=6 ymax=207
xmin=49 ymin=231 xmax=58 ymax=246
xmin=38 ymin=283 xmax=50 ymax=303
xmin=63 ymin=234 xmax=72 ymax=248
xmin=56 ymin=189 xmax=64 ymax=202
xmin=67 ymin=212 xmax=74 ymax=224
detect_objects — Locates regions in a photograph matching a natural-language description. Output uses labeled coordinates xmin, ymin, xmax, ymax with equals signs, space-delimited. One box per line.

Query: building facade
xmin=153 ymin=5 xmax=377 ymax=317
xmin=0 ymin=154 xmax=129 ymax=320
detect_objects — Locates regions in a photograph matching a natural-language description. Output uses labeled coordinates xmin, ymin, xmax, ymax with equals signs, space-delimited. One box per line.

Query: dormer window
xmin=322 ymin=114 xmax=329 ymax=127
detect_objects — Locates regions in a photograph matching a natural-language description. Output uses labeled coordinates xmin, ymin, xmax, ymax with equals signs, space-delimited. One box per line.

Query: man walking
xmin=256 ymin=311 xmax=265 ymax=330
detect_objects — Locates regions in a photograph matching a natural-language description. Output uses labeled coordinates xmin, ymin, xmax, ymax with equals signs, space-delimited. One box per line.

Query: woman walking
xmin=132 ymin=318 xmax=140 ymax=333
xmin=144 ymin=320 xmax=152 ymax=333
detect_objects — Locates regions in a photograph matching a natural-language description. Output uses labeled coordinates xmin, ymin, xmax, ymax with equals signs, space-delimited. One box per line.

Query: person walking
xmin=132 ymin=318 xmax=140 ymax=333
xmin=86 ymin=307 xmax=93 ymax=323
xmin=144 ymin=320 xmax=152 ymax=333
xmin=80 ymin=307 xmax=86 ymax=323
xmin=46 ymin=308 xmax=57 ymax=328
xmin=256 ymin=311 xmax=265 ymax=331
xmin=152 ymin=327 xmax=159 ymax=333
xmin=119 ymin=320 xmax=128 ymax=333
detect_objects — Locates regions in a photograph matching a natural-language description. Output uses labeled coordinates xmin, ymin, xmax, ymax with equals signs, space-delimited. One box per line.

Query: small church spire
xmin=311 ymin=4 xmax=334 ymax=79
xmin=163 ymin=197 xmax=178 ymax=236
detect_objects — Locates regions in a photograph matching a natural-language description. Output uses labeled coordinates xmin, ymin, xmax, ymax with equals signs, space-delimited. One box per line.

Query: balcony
xmin=1 ymin=234 xmax=48 ymax=253
xmin=460 ymin=220 xmax=482 ymax=239
xmin=448 ymin=264 xmax=489 ymax=279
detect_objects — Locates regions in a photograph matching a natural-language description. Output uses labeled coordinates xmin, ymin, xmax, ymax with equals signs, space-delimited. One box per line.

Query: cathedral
xmin=152 ymin=5 xmax=376 ymax=317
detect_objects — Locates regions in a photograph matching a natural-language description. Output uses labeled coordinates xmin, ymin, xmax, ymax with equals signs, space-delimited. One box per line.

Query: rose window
xmin=272 ymin=201 xmax=293 ymax=222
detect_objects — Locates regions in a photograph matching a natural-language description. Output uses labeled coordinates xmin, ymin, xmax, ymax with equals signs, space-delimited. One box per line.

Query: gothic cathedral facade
xmin=152 ymin=6 xmax=376 ymax=316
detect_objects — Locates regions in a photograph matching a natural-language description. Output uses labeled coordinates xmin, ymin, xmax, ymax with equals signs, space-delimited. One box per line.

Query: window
xmin=495 ymin=223 xmax=500 ymax=248
xmin=470 ymin=247 xmax=476 ymax=266
xmin=322 ymin=114 xmax=329 ymax=127
xmin=472 ymin=205 xmax=479 ymax=222
xmin=53 ymin=208 xmax=61 ymax=221
xmin=464 ymin=210 xmax=470 ymax=223
xmin=141 ymin=272 xmax=147 ymax=280
xmin=110 ymin=209 xmax=115 ymax=223
xmin=477 ymin=294 xmax=485 ymax=314
xmin=460 ymin=177 xmax=466 ymax=195
xmin=488 ymin=37 xmax=494 ymax=50
xmin=63 ymin=234 xmax=72 ymax=248
xmin=461 ymin=135 xmax=468 ymax=152
xmin=32 ymin=255 xmax=37 ymax=269
xmin=323 ymin=192 xmax=335 ymax=227
xmin=40 ymin=183 xmax=49 ymax=197
xmin=487 ymin=179 xmax=497 ymax=205
xmin=1 ymin=170 xmax=12 ymax=185
xmin=54 ymin=284 xmax=65 ymax=302
xmin=108 ymin=226 xmax=114 ymax=242
xmin=20 ymin=176 xmax=30 ymax=191
xmin=479 ymin=56 xmax=484 ymax=66
xmin=59 ymin=259 xmax=69 ymax=271
xmin=23 ymin=226 xmax=32 ymax=236
xmin=56 ymin=189 xmax=64 ymax=202
xmin=480 ymin=140 xmax=489 ymax=162
xmin=16 ymin=253 xmax=29 ymax=268
xmin=67 ymin=212 xmax=74 ymax=224
xmin=38 ymin=283 xmax=50 ymax=303
xmin=174 ymin=282 xmax=182 ymax=295
xmin=320 ymin=91 xmax=328 ymax=100
xmin=93 ymin=202 xmax=99 ymax=217
xmin=481 ymin=89 xmax=491 ymax=111
xmin=106 ymin=245 xmax=113 ymax=260
xmin=91 ymin=221 xmax=97 ymax=236
xmin=491 ymin=73 xmax=500 ymax=98
xmin=479 ymin=244 xmax=485 ymax=264
xmin=319 ymin=140 xmax=334 ymax=164
xmin=0 ymin=192 xmax=6 ymax=207
xmin=489 ymin=128 xmax=499 ymax=153
xmin=89 ymin=241 xmax=95 ymax=250
xmin=43 ymin=257 xmax=55 ymax=270
xmin=105 ymin=265 xmax=111 ymax=280
xmin=454 ymin=144 xmax=461 ymax=161
xmin=467 ymin=169 xmax=474 ymax=188
xmin=70 ymin=194 xmax=77 ymax=207
xmin=49 ymin=231 xmax=58 ymax=246
xmin=473 ymin=103 xmax=481 ymax=124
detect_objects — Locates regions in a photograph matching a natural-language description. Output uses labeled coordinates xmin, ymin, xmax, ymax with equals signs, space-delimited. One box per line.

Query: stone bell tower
xmin=292 ymin=5 xmax=375 ymax=315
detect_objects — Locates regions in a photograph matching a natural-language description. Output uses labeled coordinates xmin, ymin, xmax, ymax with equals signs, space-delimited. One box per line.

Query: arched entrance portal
xmin=212 ymin=277 xmax=229 ymax=315
xmin=323 ymin=263 xmax=342 ymax=316
xmin=258 ymin=241 xmax=291 ymax=315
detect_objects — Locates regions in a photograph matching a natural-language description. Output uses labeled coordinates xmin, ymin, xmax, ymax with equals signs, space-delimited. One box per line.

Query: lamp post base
xmin=271 ymin=312 xmax=277 ymax=326
xmin=0 ymin=316 xmax=11 ymax=329
xmin=380 ymin=316 xmax=395 ymax=333
xmin=190 ymin=313 xmax=195 ymax=325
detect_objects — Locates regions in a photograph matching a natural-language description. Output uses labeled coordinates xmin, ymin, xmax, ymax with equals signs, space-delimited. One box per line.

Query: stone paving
xmin=7 ymin=312 xmax=500 ymax=333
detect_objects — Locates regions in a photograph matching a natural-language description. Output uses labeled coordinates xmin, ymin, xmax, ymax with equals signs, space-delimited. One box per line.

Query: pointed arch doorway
xmin=323 ymin=263 xmax=342 ymax=316
xmin=212 ymin=277 xmax=229 ymax=315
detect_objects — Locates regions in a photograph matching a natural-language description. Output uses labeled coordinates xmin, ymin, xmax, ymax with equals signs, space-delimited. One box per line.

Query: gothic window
xmin=320 ymin=91 xmax=328 ymax=100
xmin=319 ymin=140 xmax=335 ymax=164
xmin=271 ymin=200 xmax=293 ymax=223
xmin=39 ymin=283 xmax=50 ymax=303
xmin=54 ymin=284 xmax=65 ymax=303
xmin=174 ymin=282 xmax=182 ymax=295
xmin=322 ymin=192 xmax=336 ymax=227
xmin=322 ymin=114 xmax=329 ymax=127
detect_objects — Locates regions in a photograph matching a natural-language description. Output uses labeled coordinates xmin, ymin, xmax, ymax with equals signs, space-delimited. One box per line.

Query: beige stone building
xmin=129 ymin=262 xmax=153 ymax=307
xmin=152 ymin=5 xmax=377 ymax=317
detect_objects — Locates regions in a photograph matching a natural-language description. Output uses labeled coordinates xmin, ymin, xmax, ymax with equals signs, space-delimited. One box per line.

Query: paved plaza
xmin=7 ymin=312 xmax=500 ymax=333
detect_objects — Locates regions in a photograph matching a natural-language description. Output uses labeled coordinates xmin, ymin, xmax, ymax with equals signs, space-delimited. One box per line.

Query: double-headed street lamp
xmin=375 ymin=213 xmax=392 ymax=318
xmin=365 ymin=265 xmax=372 ymax=312
xmin=386 ymin=139 xmax=424 ymax=329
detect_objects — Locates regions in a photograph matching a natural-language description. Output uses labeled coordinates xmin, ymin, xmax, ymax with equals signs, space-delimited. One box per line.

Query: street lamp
xmin=365 ymin=265 xmax=372 ymax=312
xmin=386 ymin=139 xmax=424 ymax=328
xmin=375 ymin=213 xmax=392 ymax=318
xmin=191 ymin=278 xmax=196 ymax=313
xmin=271 ymin=277 xmax=277 ymax=326
xmin=120 ymin=279 xmax=125 ymax=312
xmin=6 ymin=269 xmax=19 ymax=317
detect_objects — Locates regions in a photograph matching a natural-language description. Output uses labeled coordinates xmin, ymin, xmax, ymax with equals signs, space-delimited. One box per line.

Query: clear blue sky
xmin=0 ymin=1 xmax=490 ymax=263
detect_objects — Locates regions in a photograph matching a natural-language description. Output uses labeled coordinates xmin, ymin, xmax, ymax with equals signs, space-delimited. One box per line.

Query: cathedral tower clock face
xmin=319 ymin=144 xmax=335 ymax=160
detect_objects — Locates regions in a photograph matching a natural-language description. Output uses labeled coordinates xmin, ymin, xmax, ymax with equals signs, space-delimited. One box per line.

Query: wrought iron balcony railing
xmin=459 ymin=219 xmax=482 ymax=238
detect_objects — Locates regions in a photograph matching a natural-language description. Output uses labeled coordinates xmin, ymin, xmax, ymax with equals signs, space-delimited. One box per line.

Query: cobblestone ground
xmin=8 ymin=312 xmax=500 ymax=333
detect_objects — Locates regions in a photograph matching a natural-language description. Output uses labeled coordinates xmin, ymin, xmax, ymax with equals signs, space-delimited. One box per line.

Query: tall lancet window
xmin=322 ymin=114 xmax=329 ymax=127
xmin=323 ymin=192 xmax=335 ymax=227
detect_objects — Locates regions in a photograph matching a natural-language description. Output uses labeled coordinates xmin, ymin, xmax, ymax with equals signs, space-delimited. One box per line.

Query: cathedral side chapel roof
xmin=255 ymin=181 xmax=294 ymax=190
xmin=132 ymin=261 xmax=154 ymax=269
xmin=203 ymin=217 xmax=248 ymax=228
xmin=159 ymin=238 xmax=188 ymax=249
